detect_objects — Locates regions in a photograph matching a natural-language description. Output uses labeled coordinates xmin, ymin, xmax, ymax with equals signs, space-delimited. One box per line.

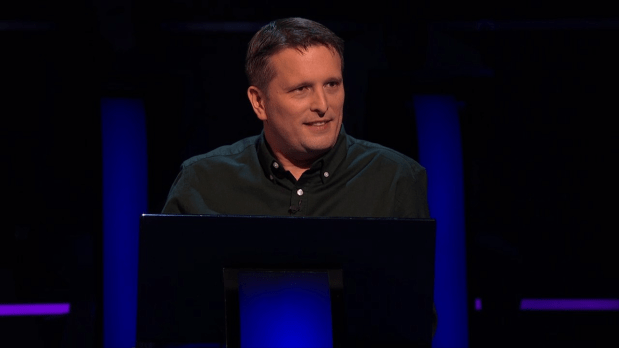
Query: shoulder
xmin=345 ymin=134 xmax=426 ymax=175
xmin=180 ymin=135 xmax=260 ymax=169
xmin=341 ymin=133 xmax=429 ymax=218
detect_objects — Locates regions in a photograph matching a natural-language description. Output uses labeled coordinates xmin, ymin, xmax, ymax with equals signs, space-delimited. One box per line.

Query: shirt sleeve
xmin=161 ymin=169 xmax=184 ymax=214
xmin=161 ymin=164 xmax=214 ymax=214
xmin=395 ymin=165 xmax=430 ymax=218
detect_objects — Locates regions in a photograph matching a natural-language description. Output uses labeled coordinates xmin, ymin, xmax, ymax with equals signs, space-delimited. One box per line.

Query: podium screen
xmin=225 ymin=268 xmax=344 ymax=348
xmin=238 ymin=270 xmax=333 ymax=348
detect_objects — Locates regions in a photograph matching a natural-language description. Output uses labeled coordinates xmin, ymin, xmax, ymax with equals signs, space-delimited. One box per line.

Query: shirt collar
xmin=257 ymin=125 xmax=349 ymax=185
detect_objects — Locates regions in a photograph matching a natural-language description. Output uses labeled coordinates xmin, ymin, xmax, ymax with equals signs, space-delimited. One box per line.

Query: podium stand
xmin=137 ymin=214 xmax=436 ymax=347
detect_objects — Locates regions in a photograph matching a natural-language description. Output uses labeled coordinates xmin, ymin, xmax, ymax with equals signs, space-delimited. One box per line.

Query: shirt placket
xmin=289 ymin=185 xmax=306 ymax=216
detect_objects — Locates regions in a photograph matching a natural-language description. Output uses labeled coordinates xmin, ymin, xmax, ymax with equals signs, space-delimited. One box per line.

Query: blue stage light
xmin=414 ymin=95 xmax=468 ymax=348
xmin=101 ymin=97 xmax=147 ymax=348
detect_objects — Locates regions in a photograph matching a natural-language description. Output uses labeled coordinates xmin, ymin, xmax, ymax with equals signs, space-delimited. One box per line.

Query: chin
xmin=303 ymin=140 xmax=337 ymax=154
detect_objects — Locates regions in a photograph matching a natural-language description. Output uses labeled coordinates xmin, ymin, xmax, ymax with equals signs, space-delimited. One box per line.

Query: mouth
xmin=304 ymin=120 xmax=331 ymax=127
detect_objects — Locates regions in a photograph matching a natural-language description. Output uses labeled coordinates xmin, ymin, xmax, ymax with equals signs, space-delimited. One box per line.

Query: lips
xmin=304 ymin=120 xmax=330 ymax=126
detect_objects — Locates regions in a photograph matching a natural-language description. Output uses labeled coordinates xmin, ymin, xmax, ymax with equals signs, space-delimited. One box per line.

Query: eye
xmin=326 ymin=80 xmax=341 ymax=89
xmin=292 ymin=85 xmax=308 ymax=93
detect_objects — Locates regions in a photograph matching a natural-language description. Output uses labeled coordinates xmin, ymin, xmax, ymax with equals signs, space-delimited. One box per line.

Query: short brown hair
xmin=245 ymin=17 xmax=345 ymax=92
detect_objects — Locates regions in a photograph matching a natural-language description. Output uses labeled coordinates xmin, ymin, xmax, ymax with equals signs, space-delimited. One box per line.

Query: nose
xmin=310 ymin=89 xmax=328 ymax=116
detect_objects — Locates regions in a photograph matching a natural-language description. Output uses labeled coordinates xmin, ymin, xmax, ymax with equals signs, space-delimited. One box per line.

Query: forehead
xmin=268 ymin=45 xmax=342 ymax=85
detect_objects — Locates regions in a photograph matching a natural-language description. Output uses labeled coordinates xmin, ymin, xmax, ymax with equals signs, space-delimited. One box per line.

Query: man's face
xmin=254 ymin=45 xmax=344 ymax=163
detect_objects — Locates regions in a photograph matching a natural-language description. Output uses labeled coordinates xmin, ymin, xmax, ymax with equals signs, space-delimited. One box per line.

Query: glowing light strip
xmin=102 ymin=98 xmax=147 ymax=348
xmin=475 ymin=298 xmax=482 ymax=311
xmin=414 ymin=95 xmax=468 ymax=348
xmin=521 ymin=299 xmax=619 ymax=311
xmin=0 ymin=303 xmax=70 ymax=316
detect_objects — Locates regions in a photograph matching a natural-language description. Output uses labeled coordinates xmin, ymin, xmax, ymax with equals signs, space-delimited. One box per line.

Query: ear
xmin=247 ymin=86 xmax=268 ymax=122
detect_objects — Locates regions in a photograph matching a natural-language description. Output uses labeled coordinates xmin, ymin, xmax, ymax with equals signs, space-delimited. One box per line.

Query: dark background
xmin=2 ymin=0 xmax=617 ymax=347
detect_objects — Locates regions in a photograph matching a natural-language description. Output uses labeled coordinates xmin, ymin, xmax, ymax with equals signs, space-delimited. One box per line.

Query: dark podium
xmin=137 ymin=214 xmax=436 ymax=348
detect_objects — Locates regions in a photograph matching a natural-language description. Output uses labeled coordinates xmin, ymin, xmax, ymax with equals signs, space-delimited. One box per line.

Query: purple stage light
xmin=475 ymin=298 xmax=482 ymax=311
xmin=520 ymin=299 xmax=619 ymax=311
xmin=0 ymin=303 xmax=70 ymax=316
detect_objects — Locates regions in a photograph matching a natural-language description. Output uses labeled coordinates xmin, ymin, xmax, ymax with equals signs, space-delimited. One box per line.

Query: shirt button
xmin=269 ymin=175 xmax=274 ymax=180
xmin=272 ymin=162 xmax=279 ymax=169
xmin=297 ymin=189 xmax=304 ymax=196
xmin=323 ymin=172 xmax=330 ymax=178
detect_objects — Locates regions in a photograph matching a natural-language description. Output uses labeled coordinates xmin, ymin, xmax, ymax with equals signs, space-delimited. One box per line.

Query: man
xmin=162 ymin=17 xmax=436 ymax=336
xmin=162 ymin=17 xmax=429 ymax=219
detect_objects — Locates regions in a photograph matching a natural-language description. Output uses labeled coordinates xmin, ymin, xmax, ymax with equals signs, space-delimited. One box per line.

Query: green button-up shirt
xmin=162 ymin=128 xmax=429 ymax=218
